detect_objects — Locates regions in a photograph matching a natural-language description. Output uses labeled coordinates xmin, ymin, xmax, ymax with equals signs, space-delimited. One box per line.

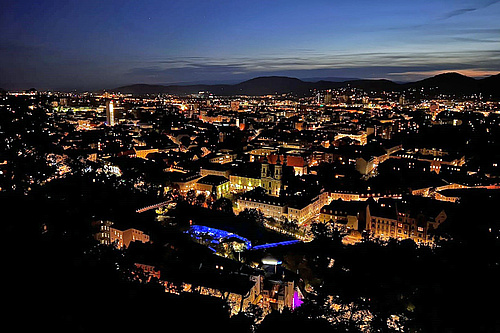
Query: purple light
xmin=293 ymin=290 xmax=303 ymax=309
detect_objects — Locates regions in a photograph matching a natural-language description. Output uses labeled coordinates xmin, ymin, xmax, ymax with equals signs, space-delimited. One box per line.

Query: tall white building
xmin=106 ymin=100 xmax=115 ymax=126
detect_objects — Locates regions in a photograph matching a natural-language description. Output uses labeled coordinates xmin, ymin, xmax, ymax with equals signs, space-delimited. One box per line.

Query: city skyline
xmin=2 ymin=80 xmax=499 ymax=332
xmin=1 ymin=0 xmax=500 ymax=91
xmin=3 ymin=1 xmax=500 ymax=331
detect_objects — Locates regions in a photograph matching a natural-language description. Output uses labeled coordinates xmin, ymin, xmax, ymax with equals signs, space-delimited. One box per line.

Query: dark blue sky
xmin=1 ymin=0 xmax=499 ymax=91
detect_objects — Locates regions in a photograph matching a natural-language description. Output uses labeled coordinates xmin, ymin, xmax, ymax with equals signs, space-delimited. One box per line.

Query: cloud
xmin=453 ymin=37 xmax=500 ymax=43
xmin=442 ymin=8 xmax=477 ymax=19
xmin=440 ymin=0 xmax=500 ymax=19
xmin=125 ymin=63 xmax=255 ymax=84
xmin=388 ymin=69 xmax=500 ymax=78
xmin=121 ymin=49 xmax=500 ymax=85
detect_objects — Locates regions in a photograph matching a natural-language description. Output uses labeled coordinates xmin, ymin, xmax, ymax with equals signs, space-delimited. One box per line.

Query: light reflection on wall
xmin=293 ymin=290 xmax=304 ymax=309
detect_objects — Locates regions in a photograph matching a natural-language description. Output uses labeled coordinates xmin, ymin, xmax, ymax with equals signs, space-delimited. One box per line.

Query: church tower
xmin=274 ymin=155 xmax=282 ymax=180
xmin=261 ymin=160 xmax=269 ymax=179
xmin=259 ymin=155 xmax=283 ymax=197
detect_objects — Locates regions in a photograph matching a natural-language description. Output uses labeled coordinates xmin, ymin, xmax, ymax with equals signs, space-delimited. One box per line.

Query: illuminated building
xmin=355 ymin=150 xmax=394 ymax=175
xmin=120 ymin=228 xmax=150 ymax=248
xmin=247 ymin=148 xmax=278 ymax=162
xmin=133 ymin=147 xmax=159 ymax=159
xmin=319 ymin=200 xmax=370 ymax=231
xmin=367 ymin=199 xmax=448 ymax=244
xmin=261 ymin=159 xmax=282 ymax=197
xmin=106 ymin=99 xmax=115 ymax=126
xmin=201 ymin=164 xmax=231 ymax=178
xmin=195 ymin=175 xmax=231 ymax=199
xmin=328 ymin=191 xmax=363 ymax=201
xmin=157 ymin=254 xmax=264 ymax=315
xmin=430 ymin=101 xmax=440 ymax=120
xmin=267 ymin=153 xmax=308 ymax=176
xmin=237 ymin=188 xmax=328 ymax=224
xmin=410 ymin=183 xmax=493 ymax=203
xmin=208 ymin=152 xmax=237 ymax=164
xmin=399 ymin=95 xmax=406 ymax=105
xmin=171 ymin=172 xmax=203 ymax=194
xmin=134 ymin=263 xmax=161 ymax=281
xmin=334 ymin=130 xmax=368 ymax=145
xmin=229 ymin=174 xmax=261 ymax=193
xmin=355 ymin=156 xmax=377 ymax=175
xmin=287 ymin=191 xmax=329 ymax=224
xmin=230 ymin=100 xmax=240 ymax=111
xmin=92 ymin=220 xmax=113 ymax=245
xmin=237 ymin=190 xmax=288 ymax=220
xmin=158 ymin=230 xmax=300 ymax=314
xmin=260 ymin=278 xmax=295 ymax=312
xmin=390 ymin=149 xmax=465 ymax=174
xmin=92 ymin=220 xmax=150 ymax=249
xmin=324 ymin=92 xmax=333 ymax=105
xmin=199 ymin=112 xmax=232 ymax=123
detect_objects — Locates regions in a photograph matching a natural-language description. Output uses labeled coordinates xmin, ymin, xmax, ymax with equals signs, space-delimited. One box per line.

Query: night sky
xmin=1 ymin=0 xmax=499 ymax=91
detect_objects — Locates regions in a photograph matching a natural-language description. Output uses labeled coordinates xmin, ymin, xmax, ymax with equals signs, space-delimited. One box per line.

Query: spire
xmin=261 ymin=160 xmax=269 ymax=179
xmin=274 ymin=155 xmax=282 ymax=181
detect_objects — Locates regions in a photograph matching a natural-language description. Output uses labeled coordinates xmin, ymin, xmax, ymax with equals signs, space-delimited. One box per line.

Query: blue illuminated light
xmin=251 ymin=240 xmax=301 ymax=251
xmin=187 ymin=225 xmax=252 ymax=249
xmin=187 ymin=225 xmax=301 ymax=251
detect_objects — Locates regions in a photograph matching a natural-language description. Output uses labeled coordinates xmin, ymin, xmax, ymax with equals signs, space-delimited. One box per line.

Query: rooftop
xmin=197 ymin=175 xmax=230 ymax=185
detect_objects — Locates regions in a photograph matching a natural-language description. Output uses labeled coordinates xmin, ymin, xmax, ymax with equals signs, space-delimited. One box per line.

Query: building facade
xmin=367 ymin=201 xmax=447 ymax=244
xmin=287 ymin=191 xmax=329 ymax=224
xmin=230 ymin=174 xmax=261 ymax=193
xmin=195 ymin=175 xmax=231 ymax=199
xmin=261 ymin=161 xmax=282 ymax=197
xmin=106 ymin=100 xmax=115 ymax=126
xmin=319 ymin=200 xmax=370 ymax=231
xmin=237 ymin=193 xmax=288 ymax=220
xmin=93 ymin=220 xmax=150 ymax=249
xmin=237 ymin=189 xmax=328 ymax=224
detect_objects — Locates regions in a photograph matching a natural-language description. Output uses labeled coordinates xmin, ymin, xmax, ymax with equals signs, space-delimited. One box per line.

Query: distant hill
xmin=337 ymin=79 xmax=401 ymax=92
xmin=403 ymin=72 xmax=479 ymax=95
xmin=111 ymin=76 xmax=402 ymax=96
xmin=401 ymin=72 xmax=500 ymax=98
xmin=110 ymin=72 xmax=500 ymax=98
xmin=478 ymin=73 xmax=500 ymax=99
xmin=300 ymin=76 xmax=360 ymax=82
xmin=231 ymin=76 xmax=311 ymax=95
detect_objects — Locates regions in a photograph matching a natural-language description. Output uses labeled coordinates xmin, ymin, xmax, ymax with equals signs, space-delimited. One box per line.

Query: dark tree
xmin=212 ymin=197 xmax=234 ymax=214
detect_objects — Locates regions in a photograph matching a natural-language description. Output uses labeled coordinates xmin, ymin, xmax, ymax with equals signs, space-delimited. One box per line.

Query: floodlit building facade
xmin=93 ymin=220 xmax=150 ymax=249
xmin=106 ymin=100 xmax=115 ymax=126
